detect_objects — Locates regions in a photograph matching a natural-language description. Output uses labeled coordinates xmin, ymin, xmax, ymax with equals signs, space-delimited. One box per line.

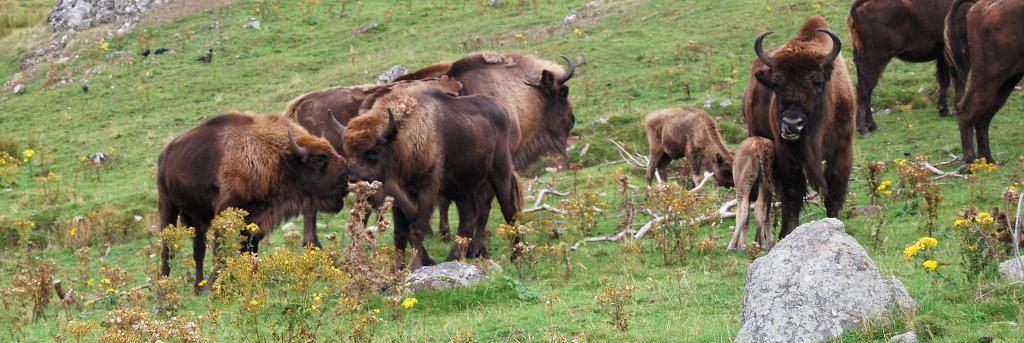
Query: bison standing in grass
xmin=343 ymin=78 xmax=522 ymax=269
xmin=846 ymin=0 xmax=967 ymax=137
xmin=643 ymin=108 xmax=734 ymax=187
xmin=157 ymin=113 xmax=348 ymax=289
xmin=727 ymin=137 xmax=775 ymax=251
xmin=744 ymin=16 xmax=856 ymax=238
xmin=945 ymin=0 xmax=1024 ymax=164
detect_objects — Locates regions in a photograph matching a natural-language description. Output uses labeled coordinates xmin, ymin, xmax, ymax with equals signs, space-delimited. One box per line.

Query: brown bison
xmin=343 ymin=79 xmax=522 ymax=269
xmin=945 ymin=0 xmax=1024 ymax=164
xmin=158 ymin=113 xmax=348 ymax=288
xmin=846 ymin=0 xmax=968 ymax=136
xmin=284 ymin=83 xmax=384 ymax=152
xmin=745 ymin=16 xmax=856 ymax=238
xmin=727 ymin=137 xmax=775 ymax=251
xmin=643 ymin=108 xmax=734 ymax=188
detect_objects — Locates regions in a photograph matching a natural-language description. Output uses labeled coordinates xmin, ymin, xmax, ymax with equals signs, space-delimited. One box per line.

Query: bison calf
xmin=727 ymin=137 xmax=775 ymax=251
xmin=343 ymin=78 xmax=522 ymax=269
xmin=644 ymin=108 xmax=734 ymax=188
xmin=157 ymin=113 xmax=348 ymax=289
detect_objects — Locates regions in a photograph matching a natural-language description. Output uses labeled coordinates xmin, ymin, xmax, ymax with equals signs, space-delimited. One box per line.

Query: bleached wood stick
xmin=531 ymin=188 xmax=569 ymax=208
xmin=920 ymin=162 xmax=968 ymax=179
xmin=690 ymin=172 xmax=714 ymax=192
xmin=523 ymin=204 xmax=567 ymax=214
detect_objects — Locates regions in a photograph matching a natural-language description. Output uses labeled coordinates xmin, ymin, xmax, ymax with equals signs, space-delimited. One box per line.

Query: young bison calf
xmin=727 ymin=137 xmax=775 ymax=250
xmin=644 ymin=108 xmax=734 ymax=188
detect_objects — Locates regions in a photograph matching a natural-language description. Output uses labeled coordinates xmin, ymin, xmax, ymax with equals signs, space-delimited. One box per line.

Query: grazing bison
xmin=643 ymin=108 xmax=734 ymax=188
xmin=945 ymin=0 xmax=1024 ymax=164
xmin=158 ymin=113 xmax=348 ymax=288
xmin=343 ymin=79 xmax=522 ymax=269
xmin=745 ymin=16 xmax=856 ymax=238
xmin=846 ymin=0 xmax=967 ymax=137
xmin=727 ymin=137 xmax=775 ymax=251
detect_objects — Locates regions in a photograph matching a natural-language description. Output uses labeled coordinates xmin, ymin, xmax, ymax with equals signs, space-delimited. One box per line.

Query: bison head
xmin=526 ymin=56 xmax=576 ymax=154
xmin=753 ymin=29 xmax=841 ymax=142
xmin=285 ymin=127 xmax=349 ymax=201
xmin=712 ymin=153 xmax=734 ymax=188
xmin=342 ymin=109 xmax=400 ymax=184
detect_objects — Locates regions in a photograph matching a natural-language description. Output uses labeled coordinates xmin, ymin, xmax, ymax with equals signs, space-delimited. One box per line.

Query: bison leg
xmin=976 ymin=74 xmax=1023 ymax=164
xmin=754 ymin=181 xmax=774 ymax=250
xmin=158 ymin=198 xmax=178 ymax=277
xmin=446 ymin=194 xmax=480 ymax=261
xmin=646 ymin=151 xmax=672 ymax=184
xmin=467 ymin=186 xmax=496 ymax=259
xmin=776 ymin=164 xmax=806 ymax=239
xmin=301 ymin=207 xmax=322 ymax=249
xmin=190 ymin=219 xmax=209 ymax=292
xmin=408 ymin=193 xmax=437 ymax=269
xmin=853 ymin=51 xmax=891 ymax=136
xmin=727 ymin=194 xmax=752 ymax=251
xmin=936 ymin=58 xmax=952 ymax=117
xmin=436 ymin=197 xmax=452 ymax=241
xmin=955 ymin=71 xmax=1006 ymax=164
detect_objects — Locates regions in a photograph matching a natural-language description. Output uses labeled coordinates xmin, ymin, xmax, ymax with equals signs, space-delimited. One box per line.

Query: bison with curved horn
xmin=157 ymin=113 xmax=348 ymax=290
xmin=744 ymin=16 xmax=856 ymax=239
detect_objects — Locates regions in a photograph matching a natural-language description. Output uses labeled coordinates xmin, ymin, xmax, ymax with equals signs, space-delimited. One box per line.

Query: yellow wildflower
xmin=311 ymin=304 xmax=319 ymax=312
xmin=102 ymin=278 xmax=111 ymax=285
xmin=197 ymin=279 xmax=208 ymax=287
xmin=893 ymin=158 xmax=908 ymax=167
xmin=903 ymin=244 xmax=920 ymax=257
xmin=574 ymin=27 xmax=582 ymax=36
xmin=372 ymin=309 xmax=381 ymax=315
xmin=22 ymin=149 xmax=34 ymax=159
xmin=401 ymin=297 xmax=418 ymax=309
xmin=515 ymin=32 xmax=525 ymax=40
xmin=966 ymin=244 xmax=977 ymax=252
xmin=246 ymin=223 xmax=260 ymax=233
xmin=976 ymin=212 xmax=994 ymax=225
xmin=86 ymin=278 xmax=94 ymax=287
xmin=922 ymin=260 xmax=939 ymax=272
xmin=106 ymin=288 xmax=117 ymax=294
xmin=250 ymin=300 xmax=260 ymax=306
xmin=916 ymin=237 xmax=938 ymax=249
xmin=100 ymin=41 xmax=110 ymax=51
xmin=68 ymin=227 xmax=76 ymax=237
xmin=953 ymin=217 xmax=971 ymax=229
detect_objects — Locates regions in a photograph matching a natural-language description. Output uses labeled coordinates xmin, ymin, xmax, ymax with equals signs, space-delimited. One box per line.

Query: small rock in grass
xmin=889 ymin=331 xmax=918 ymax=343
xmin=999 ymin=256 xmax=1024 ymax=281
xmin=404 ymin=261 xmax=493 ymax=291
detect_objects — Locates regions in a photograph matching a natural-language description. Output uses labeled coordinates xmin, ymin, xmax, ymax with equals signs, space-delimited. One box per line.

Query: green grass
xmin=1 ymin=0 xmax=1023 ymax=341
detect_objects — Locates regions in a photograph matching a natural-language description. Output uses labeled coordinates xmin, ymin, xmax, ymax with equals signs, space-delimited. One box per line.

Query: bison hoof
xmin=467 ymin=244 xmax=490 ymax=259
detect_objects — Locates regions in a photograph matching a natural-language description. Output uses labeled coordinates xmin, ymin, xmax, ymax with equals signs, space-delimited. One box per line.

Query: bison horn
xmin=287 ymin=127 xmax=308 ymax=158
xmin=330 ymin=113 xmax=346 ymax=137
xmin=754 ymin=31 xmax=775 ymax=68
xmin=558 ymin=55 xmax=575 ymax=84
xmin=816 ymin=28 xmax=842 ymax=66
xmin=382 ymin=109 xmax=399 ymax=142
xmin=319 ymin=121 xmax=326 ymax=138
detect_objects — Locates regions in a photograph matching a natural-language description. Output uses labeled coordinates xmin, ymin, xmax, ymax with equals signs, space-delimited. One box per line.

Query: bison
xmin=945 ymin=0 xmax=1024 ymax=164
xmin=643 ymin=108 xmax=734 ymax=188
xmin=847 ymin=0 xmax=967 ymax=136
xmin=343 ymin=79 xmax=522 ymax=269
xmin=744 ymin=16 xmax=856 ymax=238
xmin=727 ymin=137 xmax=775 ymax=251
xmin=157 ymin=112 xmax=348 ymax=288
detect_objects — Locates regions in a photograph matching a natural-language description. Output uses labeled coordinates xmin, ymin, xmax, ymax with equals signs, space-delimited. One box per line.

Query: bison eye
xmin=366 ymin=148 xmax=380 ymax=162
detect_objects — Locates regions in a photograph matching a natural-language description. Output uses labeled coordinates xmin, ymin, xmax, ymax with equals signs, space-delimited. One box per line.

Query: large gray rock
xmin=47 ymin=0 xmax=163 ymax=32
xmin=889 ymin=331 xmax=918 ymax=343
xmin=999 ymin=256 xmax=1024 ymax=281
xmin=404 ymin=261 xmax=491 ymax=291
xmin=735 ymin=218 xmax=918 ymax=343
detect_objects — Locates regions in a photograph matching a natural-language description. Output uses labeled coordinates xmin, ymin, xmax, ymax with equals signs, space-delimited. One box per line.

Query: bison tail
xmin=945 ymin=0 xmax=975 ymax=82
xmin=509 ymin=171 xmax=524 ymax=217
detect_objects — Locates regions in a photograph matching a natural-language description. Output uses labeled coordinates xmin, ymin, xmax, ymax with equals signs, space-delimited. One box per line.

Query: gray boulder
xmin=12 ymin=84 xmax=26 ymax=95
xmin=999 ymin=256 xmax=1024 ymax=281
xmin=889 ymin=331 xmax=918 ymax=343
xmin=377 ymin=65 xmax=409 ymax=84
xmin=404 ymin=261 xmax=491 ymax=291
xmin=735 ymin=218 xmax=918 ymax=343
xmin=47 ymin=0 xmax=164 ymax=32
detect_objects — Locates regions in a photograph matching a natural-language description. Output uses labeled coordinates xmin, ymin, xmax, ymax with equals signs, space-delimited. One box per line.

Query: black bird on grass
xmin=197 ymin=48 xmax=213 ymax=63
xmin=154 ymin=48 xmax=169 ymax=55
xmin=141 ymin=48 xmax=151 ymax=58
xmin=82 ymin=84 xmax=89 ymax=93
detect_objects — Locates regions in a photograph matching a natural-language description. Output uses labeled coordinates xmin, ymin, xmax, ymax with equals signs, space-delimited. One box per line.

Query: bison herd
xmin=158 ymin=1 xmax=1023 ymax=289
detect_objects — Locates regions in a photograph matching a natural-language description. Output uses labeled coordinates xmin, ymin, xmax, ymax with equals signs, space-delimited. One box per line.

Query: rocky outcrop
xmin=735 ymin=218 xmax=918 ymax=343
xmin=404 ymin=261 xmax=492 ymax=292
xmin=47 ymin=0 xmax=165 ymax=32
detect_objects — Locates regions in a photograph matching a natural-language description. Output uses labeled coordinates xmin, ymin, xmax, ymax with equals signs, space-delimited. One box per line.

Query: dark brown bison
xmin=745 ymin=16 xmax=856 ymax=238
xmin=284 ymin=83 xmax=384 ymax=152
xmin=343 ymin=79 xmax=522 ymax=269
xmin=157 ymin=113 xmax=348 ymax=288
xmin=643 ymin=108 xmax=734 ymax=187
xmin=847 ymin=0 xmax=968 ymax=136
xmin=945 ymin=0 xmax=1024 ymax=164
xmin=727 ymin=137 xmax=775 ymax=251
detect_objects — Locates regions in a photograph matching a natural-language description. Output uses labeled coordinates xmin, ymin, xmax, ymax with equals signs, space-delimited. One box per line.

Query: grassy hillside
xmin=0 ymin=0 xmax=1022 ymax=342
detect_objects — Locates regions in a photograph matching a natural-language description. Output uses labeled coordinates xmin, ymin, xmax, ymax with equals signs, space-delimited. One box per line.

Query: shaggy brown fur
xmin=746 ymin=16 xmax=856 ymax=238
xmin=847 ymin=0 xmax=967 ymax=137
xmin=283 ymin=84 xmax=383 ymax=152
xmin=344 ymin=79 xmax=522 ymax=269
xmin=158 ymin=112 xmax=348 ymax=289
xmin=643 ymin=108 xmax=734 ymax=188
xmin=945 ymin=0 xmax=1024 ymax=164
xmin=727 ymin=137 xmax=775 ymax=251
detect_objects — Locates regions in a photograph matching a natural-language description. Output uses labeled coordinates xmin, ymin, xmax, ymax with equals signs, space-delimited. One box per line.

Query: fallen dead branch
xmin=689 ymin=171 xmax=714 ymax=192
xmin=609 ymin=139 xmax=649 ymax=169
xmin=523 ymin=203 xmax=567 ymax=214
xmin=83 ymin=281 xmax=153 ymax=305
xmin=570 ymin=228 xmax=636 ymax=251
xmin=530 ymin=188 xmax=569 ymax=208
xmin=931 ymin=154 xmax=960 ymax=167
xmin=920 ymin=161 xmax=968 ymax=180
xmin=719 ymin=199 xmax=738 ymax=219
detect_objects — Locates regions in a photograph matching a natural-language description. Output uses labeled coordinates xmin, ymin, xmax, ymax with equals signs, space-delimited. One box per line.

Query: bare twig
xmin=83 ymin=282 xmax=152 ymax=305
xmin=974 ymin=281 xmax=1024 ymax=301
xmin=523 ymin=204 xmax=567 ymax=214
xmin=689 ymin=171 xmax=714 ymax=192
xmin=920 ymin=162 xmax=968 ymax=179
xmin=1013 ymin=190 xmax=1023 ymax=276
xmin=570 ymin=228 xmax=636 ymax=251
xmin=530 ymin=188 xmax=569 ymax=208
xmin=719 ymin=199 xmax=738 ymax=219
xmin=932 ymin=154 xmax=960 ymax=167
xmin=609 ymin=139 xmax=649 ymax=169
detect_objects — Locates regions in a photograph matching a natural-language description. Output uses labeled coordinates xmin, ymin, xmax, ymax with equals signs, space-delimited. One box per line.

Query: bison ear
xmin=716 ymin=153 xmax=727 ymax=166
xmin=754 ymin=69 xmax=776 ymax=90
xmin=381 ymin=109 xmax=400 ymax=144
xmin=526 ymin=70 xmax=559 ymax=93
xmin=558 ymin=85 xmax=569 ymax=99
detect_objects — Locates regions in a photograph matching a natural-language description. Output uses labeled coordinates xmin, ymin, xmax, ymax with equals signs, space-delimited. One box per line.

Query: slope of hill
xmin=1 ymin=0 xmax=1022 ymax=341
